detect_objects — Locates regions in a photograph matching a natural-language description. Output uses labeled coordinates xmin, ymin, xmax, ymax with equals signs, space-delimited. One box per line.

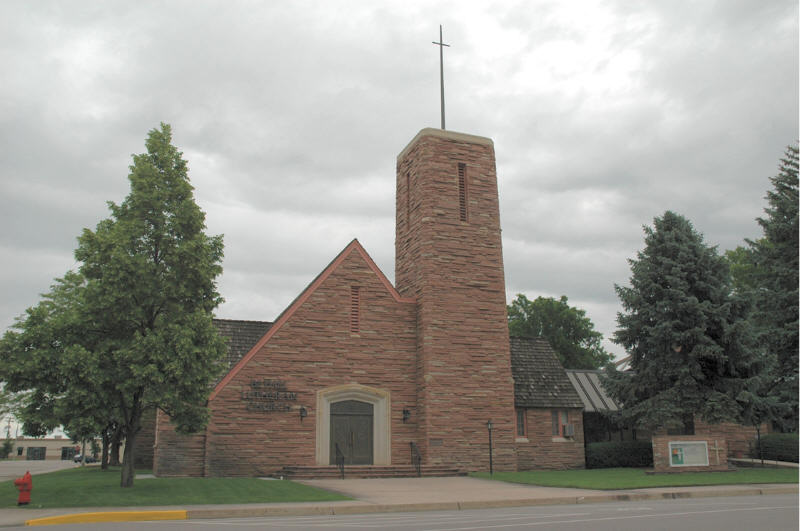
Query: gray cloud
xmin=1 ymin=0 xmax=797 ymax=359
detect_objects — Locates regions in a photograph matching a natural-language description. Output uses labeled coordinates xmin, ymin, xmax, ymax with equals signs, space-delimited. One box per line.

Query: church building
xmin=152 ymin=128 xmax=586 ymax=477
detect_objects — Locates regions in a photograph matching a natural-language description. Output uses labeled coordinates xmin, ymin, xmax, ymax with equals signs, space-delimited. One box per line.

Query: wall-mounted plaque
xmin=669 ymin=441 xmax=709 ymax=467
xmin=242 ymin=379 xmax=297 ymax=412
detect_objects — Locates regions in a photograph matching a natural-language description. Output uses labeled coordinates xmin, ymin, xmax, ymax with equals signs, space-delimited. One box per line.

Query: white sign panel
xmin=669 ymin=441 xmax=709 ymax=467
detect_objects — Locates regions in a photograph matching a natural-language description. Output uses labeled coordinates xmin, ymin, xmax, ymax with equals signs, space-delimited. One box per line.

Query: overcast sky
xmin=1 ymin=0 xmax=797 ymax=361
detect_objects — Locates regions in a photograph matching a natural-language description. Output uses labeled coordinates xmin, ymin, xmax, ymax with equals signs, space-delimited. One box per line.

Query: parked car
xmin=73 ymin=454 xmax=97 ymax=463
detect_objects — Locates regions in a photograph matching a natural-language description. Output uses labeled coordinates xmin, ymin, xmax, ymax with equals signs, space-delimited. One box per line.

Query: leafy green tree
xmin=724 ymin=245 xmax=759 ymax=294
xmin=0 ymin=124 xmax=227 ymax=487
xmin=603 ymin=211 xmax=758 ymax=432
xmin=74 ymin=123 xmax=227 ymax=487
xmin=0 ymin=270 xmax=121 ymax=469
xmin=508 ymin=294 xmax=611 ymax=369
xmin=0 ymin=386 xmax=28 ymax=433
xmin=0 ymin=439 xmax=13 ymax=459
xmin=745 ymin=144 xmax=799 ymax=430
xmin=0 ymin=272 xmax=95 ymax=434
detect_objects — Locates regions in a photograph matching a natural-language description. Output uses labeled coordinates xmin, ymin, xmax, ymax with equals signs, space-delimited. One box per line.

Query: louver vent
xmin=457 ymin=163 xmax=467 ymax=222
xmin=350 ymin=286 xmax=360 ymax=333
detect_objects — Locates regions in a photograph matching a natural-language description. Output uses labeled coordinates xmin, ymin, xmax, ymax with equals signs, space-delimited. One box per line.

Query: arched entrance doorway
xmin=330 ymin=400 xmax=373 ymax=465
xmin=316 ymin=383 xmax=391 ymax=465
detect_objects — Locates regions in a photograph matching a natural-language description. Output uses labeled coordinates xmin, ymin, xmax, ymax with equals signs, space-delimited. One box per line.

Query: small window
xmin=551 ymin=410 xmax=569 ymax=437
xmin=350 ymin=286 xmax=360 ymax=333
xmin=457 ymin=163 xmax=468 ymax=222
xmin=516 ymin=409 xmax=526 ymax=437
xmin=17 ymin=447 xmax=23 ymax=456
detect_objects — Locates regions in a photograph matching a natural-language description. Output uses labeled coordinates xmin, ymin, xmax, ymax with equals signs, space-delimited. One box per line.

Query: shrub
xmin=749 ymin=433 xmax=798 ymax=463
xmin=586 ymin=440 xmax=653 ymax=468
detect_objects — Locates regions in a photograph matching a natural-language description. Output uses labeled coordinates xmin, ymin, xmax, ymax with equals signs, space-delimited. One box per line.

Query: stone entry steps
xmin=275 ymin=465 xmax=467 ymax=479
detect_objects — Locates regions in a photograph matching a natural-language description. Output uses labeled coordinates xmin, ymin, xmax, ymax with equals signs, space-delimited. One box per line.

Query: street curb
xmin=24 ymin=510 xmax=187 ymax=527
xmin=18 ymin=485 xmax=799 ymax=526
xmin=186 ymin=486 xmax=798 ymax=519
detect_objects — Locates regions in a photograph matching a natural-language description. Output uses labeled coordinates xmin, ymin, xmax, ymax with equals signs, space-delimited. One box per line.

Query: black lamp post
xmin=486 ymin=419 xmax=493 ymax=476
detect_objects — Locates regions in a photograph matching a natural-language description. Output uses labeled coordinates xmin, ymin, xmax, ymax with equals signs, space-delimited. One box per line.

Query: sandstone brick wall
xmin=396 ymin=129 xmax=517 ymax=471
xmin=651 ymin=417 xmax=764 ymax=460
xmin=133 ymin=408 xmax=156 ymax=469
xmin=153 ymin=128 xmax=523 ymax=476
xmin=198 ymin=246 xmax=418 ymax=477
xmin=694 ymin=419 xmax=763 ymax=458
xmin=153 ymin=409 xmax=206 ymax=477
xmin=516 ymin=408 xmax=585 ymax=470
xmin=652 ymin=434 xmax=728 ymax=473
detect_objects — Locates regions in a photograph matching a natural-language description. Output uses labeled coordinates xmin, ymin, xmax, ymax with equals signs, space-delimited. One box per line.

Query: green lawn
xmin=2 ymin=466 xmax=349 ymax=509
xmin=472 ymin=467 xmax=799 ymax=490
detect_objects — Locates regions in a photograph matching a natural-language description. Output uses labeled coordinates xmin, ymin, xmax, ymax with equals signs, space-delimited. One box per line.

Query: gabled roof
xmin=212 ymin=319 xmax=272 ymax=374
xmin=613 ymin=354 xmax=632 ymax=372
xmin=510 ymin=336 xmax=584 ymax=409
xmin=209 ymin=239 xmax=415 ymax=401
xmin=564 ymin=369 xmax=620 ymax=412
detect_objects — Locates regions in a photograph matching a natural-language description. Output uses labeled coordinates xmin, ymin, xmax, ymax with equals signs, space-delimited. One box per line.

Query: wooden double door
xmin=330 ymin=400 xmax=373 ymax=465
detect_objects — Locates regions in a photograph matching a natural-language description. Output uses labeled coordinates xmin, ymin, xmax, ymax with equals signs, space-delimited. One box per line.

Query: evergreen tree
xmin=74 ymin=123 xmax=227 ymax=487
xmin=507 ymin=294 xmax=611 ymax=369
xmin=604 ymin=211 xmax=756 ymax=432
xmin=746 ymin=144 xmax=799 ymax=430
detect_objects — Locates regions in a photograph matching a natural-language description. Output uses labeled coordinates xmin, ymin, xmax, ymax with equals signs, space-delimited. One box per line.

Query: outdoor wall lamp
xmin=299 ymin=407 xmax=308 ymax=421
xmin=402 ymin=408 xmax=411 ymax=423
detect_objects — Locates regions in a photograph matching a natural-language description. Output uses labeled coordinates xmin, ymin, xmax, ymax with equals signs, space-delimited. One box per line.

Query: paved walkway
xmin=299 ymin=476 xmax=606 ymax=505
xmin=0 ymin=460 xmax=76 ymax=483
xmin=0 ymin=475 xmax=796 ymax=527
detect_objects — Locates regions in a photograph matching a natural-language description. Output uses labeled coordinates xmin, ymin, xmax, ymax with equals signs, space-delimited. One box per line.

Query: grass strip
xmin=472 ymin=467 xmax=799 ymax=490
xmin=2 ymin=466 xmax=349 ymax=509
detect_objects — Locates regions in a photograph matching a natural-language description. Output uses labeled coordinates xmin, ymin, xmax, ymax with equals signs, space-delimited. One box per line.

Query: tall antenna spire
xmin=432 ymin=25 xmax=450 ymax=130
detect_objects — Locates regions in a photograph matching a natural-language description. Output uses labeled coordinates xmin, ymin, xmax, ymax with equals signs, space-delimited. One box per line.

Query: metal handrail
xmin=410 ymin=442 xmax=422 ymax=477
xmin=334 ymin=443 xmax=345 ymax=479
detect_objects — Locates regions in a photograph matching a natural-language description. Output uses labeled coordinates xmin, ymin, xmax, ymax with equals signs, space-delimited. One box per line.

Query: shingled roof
xmin=510 ymin=336 xmax=584 ymax=409
xmin=213 ymin=318 xmax=273 ymax=372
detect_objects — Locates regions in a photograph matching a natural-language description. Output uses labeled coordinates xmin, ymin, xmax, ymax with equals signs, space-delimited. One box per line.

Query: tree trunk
xmin=756 ymin=424 xmax=763 ymax=466
xmin=81 ymin=440 xmax=86 ymax=467
xmin=120 ymin=430 xmax=136 ymax=487
xmin=120 ymin=406 xmax=142 ymax=488
xmin=110 ymin=425 xmax=122 ymax=466
xmin=101 ymin=430 xmax=110 ymax=470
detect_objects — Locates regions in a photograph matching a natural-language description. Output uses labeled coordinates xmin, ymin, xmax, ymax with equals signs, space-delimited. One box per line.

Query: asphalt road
xmin=9 ymin=494 xmax=798 ymax=531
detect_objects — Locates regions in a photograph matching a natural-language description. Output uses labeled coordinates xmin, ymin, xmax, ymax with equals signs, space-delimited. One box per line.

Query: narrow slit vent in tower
xmin=350 ymin=286 xmax=360 ymax=333
xmin=458 ymin=163 xmax=468 ymax=222
xmin=406 ymin=172 xmax=411 ymax=226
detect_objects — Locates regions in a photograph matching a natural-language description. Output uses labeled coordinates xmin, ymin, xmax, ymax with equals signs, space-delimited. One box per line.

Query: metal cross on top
xmin=432 ymin=25 xmax=450 ymax=130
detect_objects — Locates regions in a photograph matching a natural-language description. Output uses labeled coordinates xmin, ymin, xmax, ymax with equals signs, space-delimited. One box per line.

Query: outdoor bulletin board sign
xmin=669 ymin=441 xmax=709 ymax=467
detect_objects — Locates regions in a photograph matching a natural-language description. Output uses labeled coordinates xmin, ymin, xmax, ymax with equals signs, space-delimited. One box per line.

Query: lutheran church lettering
xmin=151 ymin=128 xmax=587 ymax=477
xmin=242 ymin=380 xmax=298 ymax=413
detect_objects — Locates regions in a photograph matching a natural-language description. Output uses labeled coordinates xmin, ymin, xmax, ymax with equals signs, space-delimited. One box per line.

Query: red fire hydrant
xmin=13 ymin=471 xmax=32 ymax=505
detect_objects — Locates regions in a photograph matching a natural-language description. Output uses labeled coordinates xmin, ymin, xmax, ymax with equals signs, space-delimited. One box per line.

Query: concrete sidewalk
xmin=2 ymin=476 xmax=797 ymax=527
xmin=0 ymin=461 xmax=76 ymax=483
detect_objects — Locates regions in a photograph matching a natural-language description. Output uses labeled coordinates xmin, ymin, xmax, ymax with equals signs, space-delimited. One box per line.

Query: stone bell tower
xmin=395 ymin=128 xmax=516 ymax=471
